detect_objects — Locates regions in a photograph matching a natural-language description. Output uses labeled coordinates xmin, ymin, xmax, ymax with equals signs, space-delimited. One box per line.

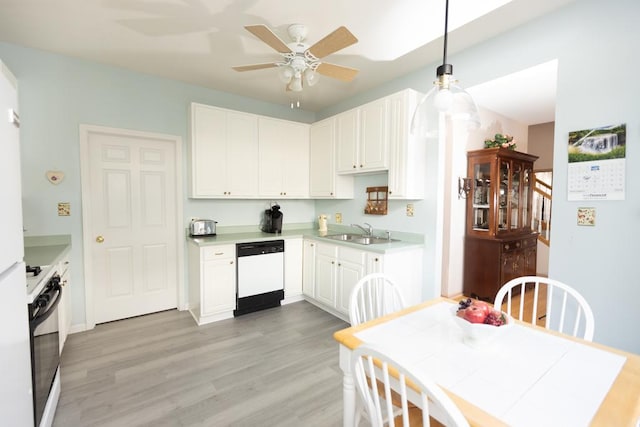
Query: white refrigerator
xmin=0 ymin=60 xmax=34 ymax=425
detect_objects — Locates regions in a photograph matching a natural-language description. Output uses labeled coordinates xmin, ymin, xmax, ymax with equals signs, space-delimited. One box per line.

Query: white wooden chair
xmin=494 ymin=276 xmax=595 ymax=341
xmin=349 ymin=273 xmax=406 ymax=327
xmin=352 ymin=344 xmax=470 ymax=427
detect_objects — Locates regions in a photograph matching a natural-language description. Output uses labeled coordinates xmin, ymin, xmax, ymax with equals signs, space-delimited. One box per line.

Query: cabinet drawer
xmin=521 ymin=236 xmax=538 ymax=248
xmin=202 ymin=244 xmax=235 ymax=261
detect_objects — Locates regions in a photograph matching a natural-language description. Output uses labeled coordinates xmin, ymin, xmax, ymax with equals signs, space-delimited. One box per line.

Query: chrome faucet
xmin=350 ymin=222 xmax=373 ymax=236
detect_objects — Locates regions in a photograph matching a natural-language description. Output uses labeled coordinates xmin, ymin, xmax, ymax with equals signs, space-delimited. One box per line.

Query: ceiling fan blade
xmin=316 ymin=62 xmax=359 ymax=82
xmin=244 ymin=24 xmax=292 ymax=54
xmin=308 ymin=26 xmax=358 ymax=59
xmin=232 ymin=63 xmax=279 ymax=72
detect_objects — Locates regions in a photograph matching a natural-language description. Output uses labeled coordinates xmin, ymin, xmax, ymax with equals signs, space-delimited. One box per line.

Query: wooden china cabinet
xmin=463 ymin=147 xmax=539 ymax=302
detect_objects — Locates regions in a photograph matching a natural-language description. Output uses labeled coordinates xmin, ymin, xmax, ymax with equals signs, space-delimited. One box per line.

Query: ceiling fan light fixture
xmin=304 ymin=69 xmax=319 ymax=87
xmin=411 ymin=0 xmax=479 ymax=138
xmin=278 ymin=65 xmax=293 ymax=84
xmin=290 ymin=75 xmax=303 ymax=92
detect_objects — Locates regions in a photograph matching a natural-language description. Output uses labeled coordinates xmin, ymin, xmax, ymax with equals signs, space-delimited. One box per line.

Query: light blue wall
xmin=317 ymin=0 xmax=640 ymax=354
xmin=2 ymin=0 xmax=638 ymax=353
xmin=0 ymin=43 xmax=316 ymax=326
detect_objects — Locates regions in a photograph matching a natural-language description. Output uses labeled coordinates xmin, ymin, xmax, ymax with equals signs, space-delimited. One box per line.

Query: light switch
xmin=335 ymin=213 xmax=342 ymax=224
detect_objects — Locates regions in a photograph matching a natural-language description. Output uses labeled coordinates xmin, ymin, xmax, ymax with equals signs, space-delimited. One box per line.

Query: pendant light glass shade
xmin=410 ymin=0 xmax=480 ymax=138
xmin=411 ymin=73 xmax=480 ymax=137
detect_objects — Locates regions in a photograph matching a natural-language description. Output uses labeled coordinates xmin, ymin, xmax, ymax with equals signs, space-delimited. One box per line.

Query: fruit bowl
xmin=451 ymin=303 xmax=512 ymax=348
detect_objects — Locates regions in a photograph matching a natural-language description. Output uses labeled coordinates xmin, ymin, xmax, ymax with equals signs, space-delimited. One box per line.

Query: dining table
xmin=333 ymin=297 xmax=640 ymax=427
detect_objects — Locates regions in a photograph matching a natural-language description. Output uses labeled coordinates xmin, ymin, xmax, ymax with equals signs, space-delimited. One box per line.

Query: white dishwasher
xmin=234 ymin=240 xmax=285 ymax=316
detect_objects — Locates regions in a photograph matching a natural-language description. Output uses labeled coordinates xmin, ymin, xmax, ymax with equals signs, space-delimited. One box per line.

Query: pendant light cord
xmin=442 ymin=0 xmax=449 ymax=66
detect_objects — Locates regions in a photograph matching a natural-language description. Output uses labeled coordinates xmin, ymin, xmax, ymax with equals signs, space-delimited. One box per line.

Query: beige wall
xmin=528 ymin=122 xmax=555 ymax=170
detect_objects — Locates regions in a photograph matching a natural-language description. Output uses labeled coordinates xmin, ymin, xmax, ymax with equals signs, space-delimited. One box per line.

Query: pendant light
xmin=411 ymin=0 xmax=480 ymax=138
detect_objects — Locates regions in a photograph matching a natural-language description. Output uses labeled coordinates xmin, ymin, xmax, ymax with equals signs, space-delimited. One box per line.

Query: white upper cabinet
xmin=258 ymin=117 xmax=310 ymax=198
xmin=336 ymin=97 xmax=389 ymax=174
xmin=309 ymin=117 xmax=354 ymax=199
xmin=189 ymin=103 xmax=258 ymax=198
xmin=387 ymin=89 xmax=426 ymax=199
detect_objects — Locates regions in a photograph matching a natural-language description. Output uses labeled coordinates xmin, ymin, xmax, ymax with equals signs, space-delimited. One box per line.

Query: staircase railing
xmin=532 ymin=171 xmax=552 ymax=245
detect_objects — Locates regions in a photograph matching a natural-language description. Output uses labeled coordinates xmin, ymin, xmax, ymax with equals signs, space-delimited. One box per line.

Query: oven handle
xmin=30 ymin=283 xmax=62 ymax=330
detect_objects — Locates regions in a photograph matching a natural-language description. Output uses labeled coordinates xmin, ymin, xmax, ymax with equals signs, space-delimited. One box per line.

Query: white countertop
xmin=24 ymin=235 xmax=71 ymax=303
xmin=187 ymin=226 xmax=424 ymax=254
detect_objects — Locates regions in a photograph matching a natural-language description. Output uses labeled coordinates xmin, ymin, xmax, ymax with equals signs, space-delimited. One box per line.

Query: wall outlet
xmin=335 ymin=213 xmax=342 ymax=224
xmin=58 ymin=202 xmax=70 ymax=216
xmin=406 ymin=204 xmax=414 ymax=217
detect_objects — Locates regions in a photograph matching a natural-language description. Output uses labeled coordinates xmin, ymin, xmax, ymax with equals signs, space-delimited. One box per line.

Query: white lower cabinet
xmin=58 ymin=252 xmax=71 ymax=354
xmin=303 ymin=239 xmax=423 ymax=320
xmin=284 ymin=238 xmax=303 ymax=300
xmin=188 ymin=242 xmax=236 ymax=325
xmin=314 ymin=243 xmax=367 ymax=314
xmin=302 ymin=239 xmax=317 ymax=298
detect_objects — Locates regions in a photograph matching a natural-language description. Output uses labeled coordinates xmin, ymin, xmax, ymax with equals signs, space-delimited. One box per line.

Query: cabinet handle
xmin=230 ymin=261 xmax=234 ymax=265
xmin=96 ymin=235 xmax=105 ymax=243
xmin=359 ymin=164 xmax=363 ymax=168
xmin=215 ymin=252 xmax=224 ymax=255
xmin=338 ymin=263 xmax=341 ymax=266
xmin=352 ymin=165 xmax=356 ymax=169
xmin=374 ymin=258 xmax=379 ymax=262
xmin=330 ymin=192 xmax=334 ymax=196
xmin=332 ymin=261 xmax=335 ymax=264
xmin=310 ymin=243 xmax=314 ymax=247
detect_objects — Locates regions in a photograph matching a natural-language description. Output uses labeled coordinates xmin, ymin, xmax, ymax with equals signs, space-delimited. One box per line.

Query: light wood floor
xmin=54 ymin=301 xmax=348 ymax=427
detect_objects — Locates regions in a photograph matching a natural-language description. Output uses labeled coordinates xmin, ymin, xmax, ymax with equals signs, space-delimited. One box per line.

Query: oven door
xmin=29 ymin=279 xmax=61 ymax=427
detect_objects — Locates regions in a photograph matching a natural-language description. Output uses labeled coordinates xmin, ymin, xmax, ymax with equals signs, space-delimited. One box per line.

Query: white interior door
xmin=81 ymin=126 xmax=181 ymax=325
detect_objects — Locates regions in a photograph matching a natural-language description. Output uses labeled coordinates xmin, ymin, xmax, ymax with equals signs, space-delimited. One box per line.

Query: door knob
xmin=96 ymin=235 xmax=105 ymax=243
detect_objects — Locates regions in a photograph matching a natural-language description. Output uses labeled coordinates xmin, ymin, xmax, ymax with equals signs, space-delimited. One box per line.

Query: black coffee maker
xmin=261 ymin=203 xmax=283 ymax=233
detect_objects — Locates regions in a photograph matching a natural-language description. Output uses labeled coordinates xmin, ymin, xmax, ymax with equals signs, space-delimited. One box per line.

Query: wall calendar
xmin=567 ymin=123 xmax=626 ymax=201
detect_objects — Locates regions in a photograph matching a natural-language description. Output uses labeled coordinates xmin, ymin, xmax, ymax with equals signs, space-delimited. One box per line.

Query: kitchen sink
xmin=322 ymin=234 xmax=399 ymax=245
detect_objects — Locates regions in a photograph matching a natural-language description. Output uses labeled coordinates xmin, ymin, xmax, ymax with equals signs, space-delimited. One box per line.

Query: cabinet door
xmin=227 ymin=112 xmax=258 ymax=197
xmin=388 ymin=89 xmax=425 ymax=199
xmin=359 ymin=98 xmax=389 ymax=171
xmin=335 ymin=252 xmax=366 ymax=314
xmin=523 ymin=247 xmax=537 ymax=276
xmin=258 ymin=117 xmax=284 ymax=196
xmin=302 ymin=240 xmax=317 ymax=297
xmin=202 ymin=246 xmax=236 ymax=315
xmin=58 ymin=256 xmax=71 ymax=354
xmin=190 ymin=104 xmax=227 ymax=197
xmin=258 ymin=118 xmax=309 ymax=198
xmin=336 ymin=109 xmax=359 ymax=173
xmin=284 ymin=238 xmax=303 ymax=297
xmin=501 ymin=251 xmax=522 ymax=286
xmin=309 ymin=118 xmax=336 ymax=197
xmin=281 ymin=122 xmax=310 ymax=197
xmin=315 ymin=243 xmax=337 ymax=307
xmin=366 ymin=252 xmax=384 ymax=274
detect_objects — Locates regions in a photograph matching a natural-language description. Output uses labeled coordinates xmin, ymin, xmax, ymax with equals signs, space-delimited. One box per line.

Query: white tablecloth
xmin=354 ymin=301 xmax=626 ymax=427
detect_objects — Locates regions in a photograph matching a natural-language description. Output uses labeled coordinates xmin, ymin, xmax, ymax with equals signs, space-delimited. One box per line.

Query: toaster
xmin=189 ymin=219 xmax=217 ymax=237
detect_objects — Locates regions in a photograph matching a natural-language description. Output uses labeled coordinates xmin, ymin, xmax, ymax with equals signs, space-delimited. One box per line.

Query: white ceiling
xmin=0 ymin=0 xmax=571 ymax=123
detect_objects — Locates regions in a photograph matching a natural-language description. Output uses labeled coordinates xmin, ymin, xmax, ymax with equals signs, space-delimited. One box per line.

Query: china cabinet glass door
xmin=511 ymin=162 xmax=521 ymax=230
xmin=472 ymin=161 xmax=491 ymax=232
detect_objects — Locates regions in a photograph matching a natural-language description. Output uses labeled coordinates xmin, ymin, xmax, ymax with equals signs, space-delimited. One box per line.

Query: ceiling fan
xmin=233 ymin=24 xmax=359 ymax=92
